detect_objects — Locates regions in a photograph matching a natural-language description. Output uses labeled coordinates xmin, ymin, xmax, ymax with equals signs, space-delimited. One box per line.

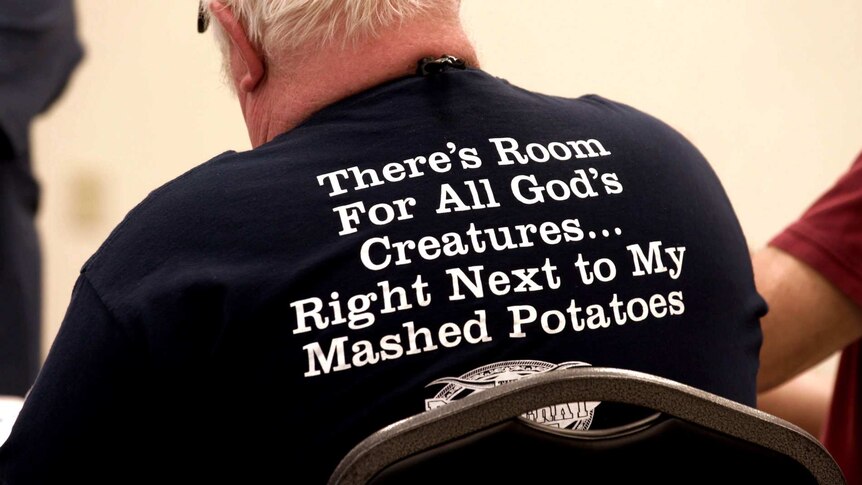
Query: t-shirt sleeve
xmin=0 ymin=274 xmax=147 ymax=484
xmin=770 ymin=152 xmax=862 ymax=308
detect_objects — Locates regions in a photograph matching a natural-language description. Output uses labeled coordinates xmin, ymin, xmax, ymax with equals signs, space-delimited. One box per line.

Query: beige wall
xmin=33 ymin=1 xmax=862 ymax=359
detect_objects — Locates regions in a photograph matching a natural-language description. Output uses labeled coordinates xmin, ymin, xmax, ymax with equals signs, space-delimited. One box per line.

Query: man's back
xmin=0 ymin=69 xmax=764 ymax=484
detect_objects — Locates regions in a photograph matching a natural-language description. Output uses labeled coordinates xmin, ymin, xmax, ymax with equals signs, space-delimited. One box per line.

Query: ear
xmin=210 ymin=1 xmax=265 ymax=92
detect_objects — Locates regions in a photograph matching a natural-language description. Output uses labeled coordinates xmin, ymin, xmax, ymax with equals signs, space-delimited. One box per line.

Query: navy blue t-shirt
xmin=0 ymin=69 xmax=764 ymax=484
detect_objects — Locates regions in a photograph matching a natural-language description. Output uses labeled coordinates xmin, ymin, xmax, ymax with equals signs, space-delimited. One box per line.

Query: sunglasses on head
xmin=198 ymin=0 xmax=210 ymax=33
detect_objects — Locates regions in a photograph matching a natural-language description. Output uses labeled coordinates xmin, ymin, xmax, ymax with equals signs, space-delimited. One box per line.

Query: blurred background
xmin=32 ymin=0 xmax=862 ymax=384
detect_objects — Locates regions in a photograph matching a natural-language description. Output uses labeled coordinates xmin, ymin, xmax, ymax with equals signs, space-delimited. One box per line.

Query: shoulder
xmin=519 ymin=85 xmax=704 ymax=159
xmin=79 ymin=133 xmax=331 ymax=307
xmin=83 ymin=150 xmax=239 ymax=271
xmin=581 ymin=95 xmax=699 ymax=144
xmin=79 ymin=148 xmax=277 ymax=311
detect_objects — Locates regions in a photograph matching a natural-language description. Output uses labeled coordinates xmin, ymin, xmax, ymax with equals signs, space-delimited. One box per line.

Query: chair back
xmin=328 ymin=367 xmax=845 ymax=484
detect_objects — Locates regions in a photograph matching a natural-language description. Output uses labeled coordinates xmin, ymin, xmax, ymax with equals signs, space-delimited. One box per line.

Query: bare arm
xmin=755 ymin=246 xmax=862 ymax=392
xmin=757 ymin=367 xmax=834 ymax=437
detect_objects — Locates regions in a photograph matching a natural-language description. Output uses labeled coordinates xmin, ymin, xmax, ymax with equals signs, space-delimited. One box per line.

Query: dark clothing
xmin=0 ymin=69 xmax=764 ymax=484
xmin=0 ymin=162 xmax=41 ymax=396
xmin=0 ymin=0 xmax=83 ymax=395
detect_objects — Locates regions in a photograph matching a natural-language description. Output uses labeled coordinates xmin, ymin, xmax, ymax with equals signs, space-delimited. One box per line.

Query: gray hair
xmin=210 ymin=0 xmax=457 ymax=61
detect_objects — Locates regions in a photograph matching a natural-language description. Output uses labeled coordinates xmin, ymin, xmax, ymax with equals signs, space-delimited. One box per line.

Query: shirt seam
xmin=78 ymin=272 xmax=135 ymax=344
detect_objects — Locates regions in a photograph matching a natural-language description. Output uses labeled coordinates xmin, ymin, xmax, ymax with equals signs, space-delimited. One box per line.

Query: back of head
xmin=213 ymin=0 xmax=459 ymax=60
xmin=206 ymin=0 xmax=474 ymax=144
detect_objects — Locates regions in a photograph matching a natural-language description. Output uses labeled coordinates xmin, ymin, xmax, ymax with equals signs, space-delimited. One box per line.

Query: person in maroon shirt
xmin=755 ymin=151 xmax=862 ymax=483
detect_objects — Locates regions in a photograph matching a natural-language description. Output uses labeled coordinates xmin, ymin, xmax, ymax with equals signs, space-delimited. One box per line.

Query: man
xmin=755 ymin=152 xmax=862 ymax=483
xmin=0 ymin=1 xmax=764 ymax=483
xmin=0 ymin=0 xmax=82 ymax=397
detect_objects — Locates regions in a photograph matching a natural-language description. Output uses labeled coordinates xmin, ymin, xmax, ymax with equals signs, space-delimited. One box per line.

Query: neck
xmin=240 ymin=17 xmax=478 ymax=147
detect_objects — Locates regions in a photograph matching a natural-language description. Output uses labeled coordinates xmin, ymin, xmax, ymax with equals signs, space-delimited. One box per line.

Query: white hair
xmin=211 ymin=0 xmax=457 ymax=60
